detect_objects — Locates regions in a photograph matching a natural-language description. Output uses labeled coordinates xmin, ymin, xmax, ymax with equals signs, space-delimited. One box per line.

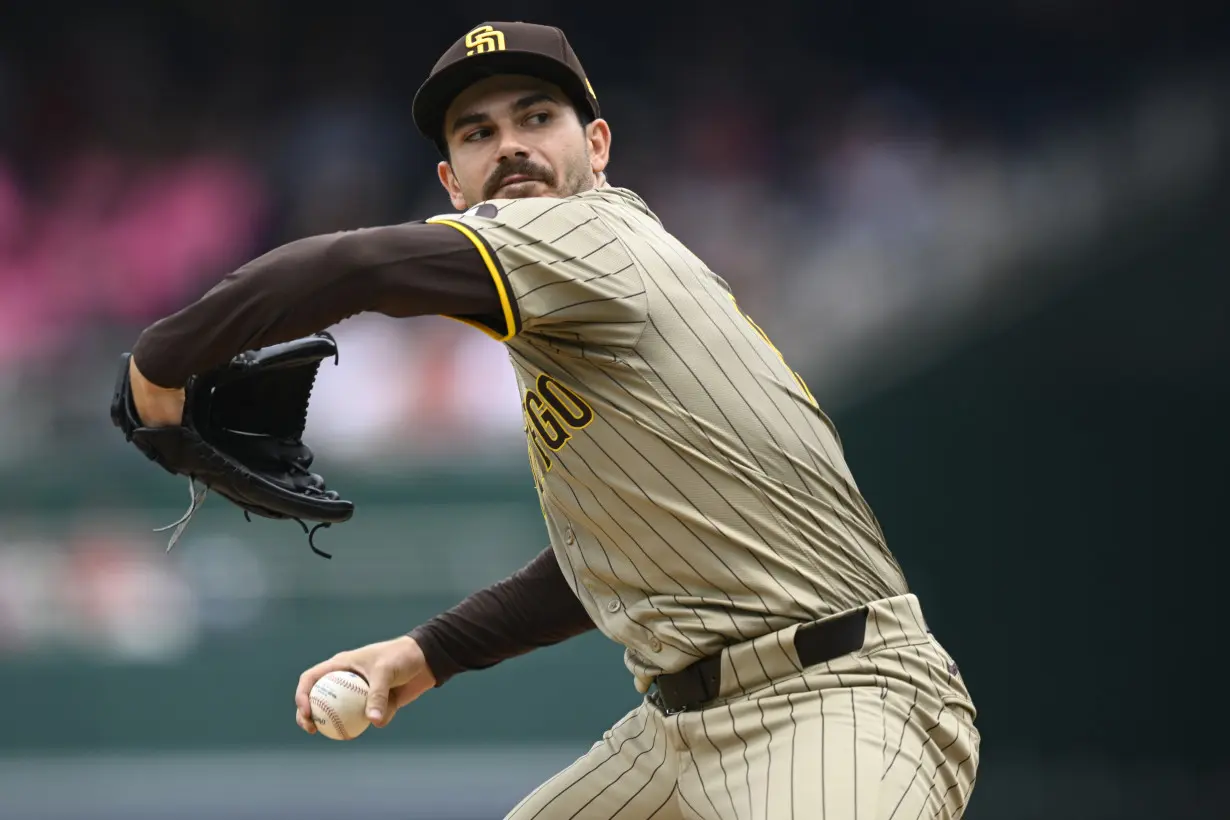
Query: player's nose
xmin=495 ymin=137 xmax=531 ymax=163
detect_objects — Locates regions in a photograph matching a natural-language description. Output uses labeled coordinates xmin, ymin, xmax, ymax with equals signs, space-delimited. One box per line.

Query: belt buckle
xmin=653 ymin=657 xmax=720 ymax=716
xmin=649 ymin=685 xmax=686 ymax=716
xmin=649 ymin=687 xmax=679 ymax=716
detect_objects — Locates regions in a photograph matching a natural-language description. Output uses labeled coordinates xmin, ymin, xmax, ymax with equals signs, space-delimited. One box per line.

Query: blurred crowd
xmin=0 ymin=4 xmax=1226 ymax=467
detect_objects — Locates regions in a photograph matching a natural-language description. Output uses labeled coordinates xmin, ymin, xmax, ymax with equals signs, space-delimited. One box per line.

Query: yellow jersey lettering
xmin=521 ymin=376 xmax=596 ymax=478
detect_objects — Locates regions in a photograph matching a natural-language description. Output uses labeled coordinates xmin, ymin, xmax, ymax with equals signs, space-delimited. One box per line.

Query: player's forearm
xmin=130 ymin=223 xmax=500 ymax=388
xmin=408 ymin=546 xmax=596 ymax=687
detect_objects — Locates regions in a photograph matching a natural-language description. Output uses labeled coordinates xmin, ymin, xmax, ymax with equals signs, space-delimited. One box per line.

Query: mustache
xmin=484 ymin=159 xmax=556 ymax=199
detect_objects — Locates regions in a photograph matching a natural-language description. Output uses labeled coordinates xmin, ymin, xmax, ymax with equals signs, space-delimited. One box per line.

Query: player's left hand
xmin=127 ymin=356 xmax=185 ymax=427
xmin=110 ymin=335 xmax=355 ymax=546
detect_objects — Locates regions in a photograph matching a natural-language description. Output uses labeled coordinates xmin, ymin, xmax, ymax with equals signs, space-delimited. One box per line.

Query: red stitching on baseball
xmin=330 ymin=673 xmax=369 ymax=697
xmin=311 ymin=696 xmax=350 ymax=740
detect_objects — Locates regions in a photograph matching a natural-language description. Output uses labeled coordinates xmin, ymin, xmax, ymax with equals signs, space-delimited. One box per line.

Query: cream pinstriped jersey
xmin=427 ymin=187 xmax=908 ymax=683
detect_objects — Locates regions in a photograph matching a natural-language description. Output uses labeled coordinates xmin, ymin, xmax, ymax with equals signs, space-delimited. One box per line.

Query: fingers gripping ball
xmin=310 ymin=671 xmax=372 ymax=741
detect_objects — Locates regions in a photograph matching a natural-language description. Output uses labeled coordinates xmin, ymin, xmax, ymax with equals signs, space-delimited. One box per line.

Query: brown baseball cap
xmin=413 ymin=22 xmax=601 ymax=156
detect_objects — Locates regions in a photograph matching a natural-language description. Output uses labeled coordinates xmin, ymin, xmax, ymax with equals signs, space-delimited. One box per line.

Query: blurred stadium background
xmin=1 ymin=2 xmax=1227 ymax=818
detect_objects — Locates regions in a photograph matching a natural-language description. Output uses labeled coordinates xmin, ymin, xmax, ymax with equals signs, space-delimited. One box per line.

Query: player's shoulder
xmin=430 ymin=187 xmax=657 ymax=230
xmin=432 ymin=194 xmax=594 ymax=231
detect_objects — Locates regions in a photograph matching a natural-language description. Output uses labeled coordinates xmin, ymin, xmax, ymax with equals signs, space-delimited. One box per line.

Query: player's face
xmin=437 ymin=75 xmax=611 ymax=210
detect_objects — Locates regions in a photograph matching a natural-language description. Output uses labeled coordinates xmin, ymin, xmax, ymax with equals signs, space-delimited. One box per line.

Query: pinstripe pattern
xmin=428 ymin=188 xmax=976 ymax=818
xmin=430 ymin=187 xmax=908 ymax=686
xmin=503 ymin=594 xmax=978 ymax=819
xmin=505 ymin=703 xmax=683 ymax=820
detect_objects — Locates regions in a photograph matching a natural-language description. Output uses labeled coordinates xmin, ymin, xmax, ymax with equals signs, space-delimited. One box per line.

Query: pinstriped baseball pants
xmin=504 ymin=594 xmax=980 ymax=820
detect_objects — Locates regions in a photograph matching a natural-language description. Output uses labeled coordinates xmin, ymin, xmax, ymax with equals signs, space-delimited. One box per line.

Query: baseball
xmin=309 ymin=671 xmax=372 ymax=741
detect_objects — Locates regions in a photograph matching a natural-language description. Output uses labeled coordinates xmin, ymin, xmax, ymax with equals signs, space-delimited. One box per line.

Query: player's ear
xmin=437 ymin=160 xmax=469 ymax=210
xmin=586 ymin=119 xmax=611 ymax=176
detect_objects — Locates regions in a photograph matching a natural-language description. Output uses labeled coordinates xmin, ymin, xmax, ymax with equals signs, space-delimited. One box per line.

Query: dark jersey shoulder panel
xmin=132 ymin=222 xmax=507 ymax=388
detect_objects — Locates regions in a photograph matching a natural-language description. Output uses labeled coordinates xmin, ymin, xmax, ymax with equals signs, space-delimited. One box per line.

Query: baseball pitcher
xmin=119 ymin=21 xmax=980 ymax=819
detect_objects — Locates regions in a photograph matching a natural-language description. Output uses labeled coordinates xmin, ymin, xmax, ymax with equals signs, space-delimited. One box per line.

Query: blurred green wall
xmin=1 ymin=468 xmax=645 ymax=752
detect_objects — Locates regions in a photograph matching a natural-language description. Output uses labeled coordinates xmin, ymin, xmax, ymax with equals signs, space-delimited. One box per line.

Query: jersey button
xmin=606 ymin=599 xmax=622 ymax=613
xmin=648 ymin=636 xmax=663 ymax=653
xmin=565 ymin=528 xmax=576 ymax=545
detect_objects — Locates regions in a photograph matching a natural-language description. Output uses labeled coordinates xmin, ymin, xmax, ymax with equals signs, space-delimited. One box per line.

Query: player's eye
xmin=463 ymin=127 xmax=492 ymax=143
xmin=524 ymin=111 xmax=551 ymax=126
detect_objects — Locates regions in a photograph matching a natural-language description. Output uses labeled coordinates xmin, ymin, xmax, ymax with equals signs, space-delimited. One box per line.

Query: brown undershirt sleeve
xmin=408 ymin=546 xmax=597 ymax=687
xmin=131 ymin=222 xmax=510 ymax=388
xmin=131 ymin=221 xmax=588 ymax=684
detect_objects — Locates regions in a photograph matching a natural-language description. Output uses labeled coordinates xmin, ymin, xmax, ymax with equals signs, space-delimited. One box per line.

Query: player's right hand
xmin=295 ymin=635 xmax=437 ymax=734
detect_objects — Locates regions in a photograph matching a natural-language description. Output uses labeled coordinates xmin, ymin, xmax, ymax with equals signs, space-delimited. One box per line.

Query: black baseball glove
xmin=110 ymin=333 xmax=354 ymax=557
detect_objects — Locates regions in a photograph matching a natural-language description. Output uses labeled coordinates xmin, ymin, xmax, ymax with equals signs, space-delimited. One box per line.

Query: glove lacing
xmin=153 ymin=476 xmax=209 ymax=553
xmin=156 ymin=475 xmax=336 ymax=559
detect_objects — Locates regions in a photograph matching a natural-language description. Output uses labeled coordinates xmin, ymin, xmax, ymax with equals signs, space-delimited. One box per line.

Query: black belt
xmin=650 ymin=607 xmax=868 ymax=715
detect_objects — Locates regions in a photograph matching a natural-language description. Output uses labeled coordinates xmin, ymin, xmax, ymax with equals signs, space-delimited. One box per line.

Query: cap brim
xmin=413 ymin=50 xmax=599 ymax=153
